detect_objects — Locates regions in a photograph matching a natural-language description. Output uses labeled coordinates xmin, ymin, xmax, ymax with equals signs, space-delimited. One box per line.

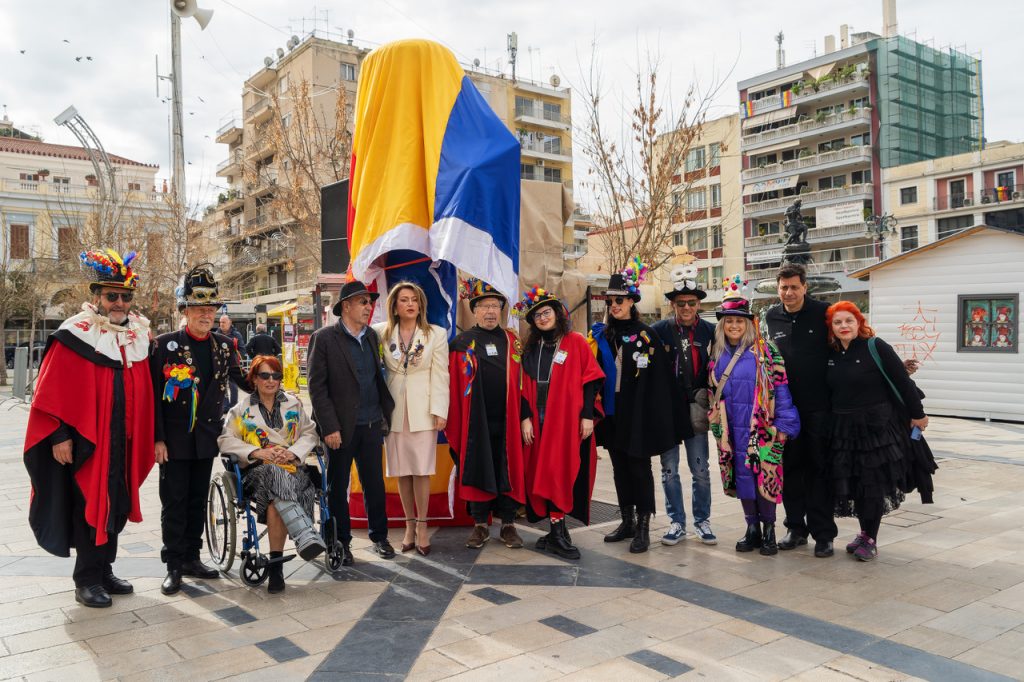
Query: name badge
xmin=485 ymin=343 xmax=499 ymax=357
xmin=637 ymin=355 xmax=649 ymax=369
xmin=553 ymin=350 xmax=568 ymax=365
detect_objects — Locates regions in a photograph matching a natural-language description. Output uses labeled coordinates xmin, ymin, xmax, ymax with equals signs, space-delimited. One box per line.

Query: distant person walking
xmin=246 ymin=323 xmax=281 ymax=359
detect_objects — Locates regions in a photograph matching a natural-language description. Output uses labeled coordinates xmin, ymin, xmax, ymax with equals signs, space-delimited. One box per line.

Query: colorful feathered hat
xmin=513 ymin=285 xmax=563 ymax=322
xmin=459 ymin=277 xmax=506 ymax=310
xmin=715 ymin=274 xmax=754 ymax=319
xmin=602 ymin=256 xmax=648 ymax=301
xmin=176 ymin=263 xmax=222 ymax=311
xmin=665 ymin=263 xmax=707 ymax=301
xmin=81 ymin=249 xmax=140 ymax=292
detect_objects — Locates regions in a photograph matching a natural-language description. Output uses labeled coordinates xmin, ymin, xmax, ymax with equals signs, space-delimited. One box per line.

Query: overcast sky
xmin=1 ymin=0 xmax=1020 ymax=210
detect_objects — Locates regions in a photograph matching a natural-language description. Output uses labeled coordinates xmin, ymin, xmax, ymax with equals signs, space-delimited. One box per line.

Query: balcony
xmin=227 ymin=243 xmax=297 ymax=272
xmin=745 ymin=256 xmax=878 ymax=281
xmin=216 ymin=150 xmax=242 ymax=178
xmin=742 ymin=145 xmax=872 ymax=183
xmin=980 ymin=184 xmax=1024 ymax=206
xmin=0 ymin=179 xmax=165 ymax=204
xmin=245 ymin=96 xmax=272 ymax=123
xmin=741 ymin=109 xmax=870 ymax=151
xmin=216 ymin=118 xmax=242 ymax=144
xmin=520 ymin=138 xmax=572 ymax=163
xmin=745 ymin=221 xmax=873 ymax=250
xmin=744 ymin=183 xmax=874 ymax=218
xmin=520 ymin=168 xmax=564 ymax=184
xmin=563 ymin=246 xmax=588 ymax=260
xmin=217 ymin=190 xmax=245 ymax=213
xmin=514 ymin=103 xmax=570 ymax=131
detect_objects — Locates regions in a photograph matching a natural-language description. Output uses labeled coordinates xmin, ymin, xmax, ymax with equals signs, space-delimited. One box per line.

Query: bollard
xmin=12 ymin=347 xmax=28 ymax=401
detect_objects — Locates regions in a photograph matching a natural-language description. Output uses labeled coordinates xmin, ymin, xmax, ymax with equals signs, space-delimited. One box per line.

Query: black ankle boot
xmin=547 ymin=519 xmax=581 ymax=560
xmin=267 ymin=551 xmax=285 ymax=593
xmin=760 ymin=523 xmax=778 ymax=556
xmin=629 ymin=513 xmax=652 ymax=554
xmin=604 ymin=506 xmax=636 ymax=543
xmin=735 ymin=523 xmax=762 ymax=552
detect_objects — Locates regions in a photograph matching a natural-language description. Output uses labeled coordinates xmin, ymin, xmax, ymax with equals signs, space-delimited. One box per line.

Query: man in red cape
xmin=23 ymin=249 xmax=154 ymax=608
xmin=445 ymin=279 xmax=525 ymax=550
xmin=516 ymin=288 xmax=604 ymax=560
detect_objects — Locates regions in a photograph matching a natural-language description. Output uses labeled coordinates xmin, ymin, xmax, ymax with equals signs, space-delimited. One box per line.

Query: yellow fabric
xmin=350 ymin=444 xmax=454 ymax=495
xmin=348 ymin=39 xmax=465 ymax=260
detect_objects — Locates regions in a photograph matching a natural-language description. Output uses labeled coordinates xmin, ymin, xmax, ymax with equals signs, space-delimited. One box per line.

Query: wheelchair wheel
xmin=205 ymin=471 xmax=237 ymax=573
xmin=240 ymin=553 xmax=268 ymax=587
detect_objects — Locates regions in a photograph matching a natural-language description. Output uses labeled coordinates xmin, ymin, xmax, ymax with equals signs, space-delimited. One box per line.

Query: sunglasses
xmin=674 ymin=300 xmax=699 ymax=308
xmin=611 ymin=296 xmax=627 ymax=305
xmin=257 ymin=371 xmax=283 ymax=381
xmin=103 ymin=292 xmax=134 ymax=303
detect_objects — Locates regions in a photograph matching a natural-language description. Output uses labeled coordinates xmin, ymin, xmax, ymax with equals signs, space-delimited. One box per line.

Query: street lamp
xmin=865 ymin=213 xmax=898 ymax=260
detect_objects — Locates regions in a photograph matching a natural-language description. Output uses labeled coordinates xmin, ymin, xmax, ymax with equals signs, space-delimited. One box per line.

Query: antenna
xmin=775 ymin=31 xmax=785 ymax=69
xmin=347 ymin=29 xmax=354 ymax=45
xmin=507 ymin=32 xmax=518 ymax=82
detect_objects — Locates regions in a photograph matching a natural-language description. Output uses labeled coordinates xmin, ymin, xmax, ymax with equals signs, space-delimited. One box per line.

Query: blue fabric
xmin=660 ymin=433 xmax=712 ymax=526
xmin=591 ymin=323 xmax=617 ymax=416
xmin=435 ymin=76 xmax=520 ymax=273
xmin=772 ymin=383 xmax=800 ymax=439
xmin=383 ymin=250 xmax=458 ymax=338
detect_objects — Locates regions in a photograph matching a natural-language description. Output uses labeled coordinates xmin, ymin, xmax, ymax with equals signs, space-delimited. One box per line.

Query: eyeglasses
xmin=349 ymin=298 xmax=373 ymax=307
xmin=674 ymin=300 xmax=699 ymax=308
xmin=257 ymin=371 xmax=283 ymax=381
xmin=533 ymin=307 xmax=556 ymax=319
xmin=103 ymin=292 xmax=133 ymax=303
xmin=475 ymin=303 xmax=503 ymax=311
xmin=611 ymin=297 xmax=626 ymax=305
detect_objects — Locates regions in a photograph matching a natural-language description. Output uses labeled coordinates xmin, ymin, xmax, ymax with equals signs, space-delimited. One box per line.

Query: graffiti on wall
xmin=893 ymin=301 xmax=941 ymax=364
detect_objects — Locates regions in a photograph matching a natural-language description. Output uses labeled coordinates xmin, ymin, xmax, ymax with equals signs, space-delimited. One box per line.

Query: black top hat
xmin=177 ymin=264 xmax=222 ymax=311
xmin=332 ymin=280 xmax=379 ymax=316
xmin=601 ymin=273 xmax=641 ymax=301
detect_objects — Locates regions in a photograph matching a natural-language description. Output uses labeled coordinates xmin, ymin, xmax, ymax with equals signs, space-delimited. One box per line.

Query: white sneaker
xmin=695 ymin=520 xmax=718 ymax=545
xmin=661 ymin=522 xmax=687 ymax=546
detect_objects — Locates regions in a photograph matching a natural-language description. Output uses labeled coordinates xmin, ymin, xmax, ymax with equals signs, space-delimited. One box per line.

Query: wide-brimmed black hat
xmin=459 ymin=278 xmax=506 ymax=310
xmin=81 ymin=249 xmax=140 ymax=292
xmin=332 ymin=280 xmax=379 ymax=316
xmin=177 ymin=264 xmax=222 ymax=311
xmin=513 ymin=285 xmax=564 ymax=322
xmin=714 ymin=275 xmax=754 ymax=319
xmin=665 ymin=264 xmax=707 ymax=301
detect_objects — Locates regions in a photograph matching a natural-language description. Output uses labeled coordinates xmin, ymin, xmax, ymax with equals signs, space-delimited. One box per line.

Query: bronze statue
xmin=784 ymin=199 xmax=808 ymax=245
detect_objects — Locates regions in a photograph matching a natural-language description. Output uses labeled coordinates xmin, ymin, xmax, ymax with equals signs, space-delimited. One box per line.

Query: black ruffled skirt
xmin=829 ymin=402 xmax=909 ymax=518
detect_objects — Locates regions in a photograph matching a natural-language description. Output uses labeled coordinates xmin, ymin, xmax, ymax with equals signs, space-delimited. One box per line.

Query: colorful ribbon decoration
xmin=162 ymin=363 xmax=199 ymax=432
xmin=463 ymin=339 xmax=477 ymax=396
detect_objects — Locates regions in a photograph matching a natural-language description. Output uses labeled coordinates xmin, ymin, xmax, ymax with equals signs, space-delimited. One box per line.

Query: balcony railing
xmin=742 ymin=109 xmax=870 ymax=149
xmin=520 ymin=138 xmax=572 ymax=158
xmin=980 ymin=184 xmax=1024 ymax=205
xmin=743 ymin=183 xmax=873 ymax=216
xmin=245 ymin=96 xmax=269 ymax=119
xmin=742 ymin=145 xmax=872 ymax=182
xmin=0 ymin=179 xmax=165 ymax=203
xmin=934 ymin=193 xmax=975 ymax=211
xmin=520 ymin=169 xmax=564 ymax=184
xmin=514 ymin=103 xmax=570 ymax=126
xmin=745 ymin=221 xmax=872 ymax=249
xmin=745 ymin=256 xmax=877 ymax=280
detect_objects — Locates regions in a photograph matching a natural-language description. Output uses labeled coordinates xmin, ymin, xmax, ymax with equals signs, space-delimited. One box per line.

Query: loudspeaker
xmin=171 ymin=0 xmax=214 ymax=30
xmin=320 ymin=179 xmax=350 ymax=274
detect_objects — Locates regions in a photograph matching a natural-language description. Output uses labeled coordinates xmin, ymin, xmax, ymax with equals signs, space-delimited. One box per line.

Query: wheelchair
xmin=204 ymin=445 xmax=347 ymax=586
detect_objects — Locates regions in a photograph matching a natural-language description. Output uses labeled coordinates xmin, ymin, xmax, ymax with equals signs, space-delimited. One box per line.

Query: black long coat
xmin=151 ymin=329 xmax=248 ymax=460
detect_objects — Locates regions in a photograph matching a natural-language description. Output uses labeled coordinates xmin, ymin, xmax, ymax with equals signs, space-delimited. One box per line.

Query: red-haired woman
xmin=825 ymin=301 xmax=932 ymax=561
xmin=218 ymin=355 xmax=324 ymax=592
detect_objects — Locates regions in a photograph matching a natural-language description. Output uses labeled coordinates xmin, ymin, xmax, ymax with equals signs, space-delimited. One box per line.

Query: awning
xmin=747 ymin=139 xmax=800 ymax=156
xmin=743 ymin=175 xmax=799 ymax=196
xmin=268 ymin=302 xmax=297 ymax=317
xmin=806 ymin=62 xmax=836 ymax=82
xmin=748 ymin=73 xmax=799 ymax=94
xmin=742 ymin=106 xmax=798 ymax=131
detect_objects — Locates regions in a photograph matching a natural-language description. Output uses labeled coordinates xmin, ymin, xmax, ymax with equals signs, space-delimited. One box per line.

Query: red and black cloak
xmin=445 ymin=327 xmax=525 ymax=504
xmin=521 ymin=331 xmax=605 ymax=523
xmin=23 ymin=309 xmax=155 ymax=556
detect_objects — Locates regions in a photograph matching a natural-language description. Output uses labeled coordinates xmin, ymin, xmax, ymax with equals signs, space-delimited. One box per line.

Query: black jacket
xmin=246 ymin=333 xmax=281 ymax=358
xmin=651 ymin=316 xmax=716 ymax=398
xmin=306 ymin=322 xmax=395 ymax=445
xmin=151 ymin=329 xmax=249 ymax=459
xmin=762 ymin=296 xmax=830 ymax=412
xmin=222 ymin=326 xmax=246 ymax=359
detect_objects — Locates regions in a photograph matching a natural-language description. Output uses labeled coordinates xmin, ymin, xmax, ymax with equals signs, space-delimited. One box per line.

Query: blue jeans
xmin=660 ymin=433 xmax=712 ymax=526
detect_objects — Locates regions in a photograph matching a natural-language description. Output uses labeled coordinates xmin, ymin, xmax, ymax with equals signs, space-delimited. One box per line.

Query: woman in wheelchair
xmin=217 ymin=355 xmax=325 ymax=593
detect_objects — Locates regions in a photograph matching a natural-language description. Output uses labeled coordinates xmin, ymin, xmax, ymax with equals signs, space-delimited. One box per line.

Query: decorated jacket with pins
xmin=150 ymin=328 xmax=249 ymax=460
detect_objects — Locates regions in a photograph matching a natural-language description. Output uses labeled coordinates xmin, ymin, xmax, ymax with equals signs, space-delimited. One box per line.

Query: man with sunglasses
xmin=307 ymin=280 xmax=396 ymax=565
xmin=151 ymin=265 xmax=249 ymax=595
xmin=651 ymin=266 xmax=718 ymax=547
xmin=24 ymin=250 xmax=155 ymax=607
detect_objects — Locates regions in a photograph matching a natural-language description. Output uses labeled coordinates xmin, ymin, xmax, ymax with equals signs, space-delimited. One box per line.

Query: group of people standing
xmin=22 ymin=248 xmax=936 ymax=609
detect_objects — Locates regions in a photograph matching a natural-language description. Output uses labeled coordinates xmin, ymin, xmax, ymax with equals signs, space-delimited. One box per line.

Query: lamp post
xmin=865 ymin=213 xmax=898 ymax=260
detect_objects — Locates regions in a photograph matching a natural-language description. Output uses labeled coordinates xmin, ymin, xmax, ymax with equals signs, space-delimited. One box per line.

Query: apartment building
xmin=882 ymin=141 xmax=1024 ymax=255
xmin=214 ymin=33 xmax=367 ymax=306
xmin=738 ymin=22 xmax=982 ymax=297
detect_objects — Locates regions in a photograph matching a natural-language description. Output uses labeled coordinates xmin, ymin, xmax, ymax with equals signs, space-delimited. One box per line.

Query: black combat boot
xmin=735 ymin=523 xmax=762 ymax=552
xmin=759 ymin=523 xmax=778 ymax=556
xmin=629 ymin=513 xmax=652 ymax=554
xmin=604 ymin=506 xmax=636 ymax=542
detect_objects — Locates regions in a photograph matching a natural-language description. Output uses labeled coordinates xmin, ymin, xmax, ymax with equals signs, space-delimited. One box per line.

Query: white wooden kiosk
xmin=849 ymin=225 xmax=1024 ymax=422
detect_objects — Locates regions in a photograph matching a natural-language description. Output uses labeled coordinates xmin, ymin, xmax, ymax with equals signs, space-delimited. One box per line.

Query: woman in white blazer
xmin=218 ymin=355 xmax=323 ymax=593
xmin=372 ymin=282 xmax=450 ymax=556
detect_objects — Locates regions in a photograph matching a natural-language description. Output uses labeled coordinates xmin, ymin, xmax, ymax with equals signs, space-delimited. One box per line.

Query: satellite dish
xmin=473 ymin=58 xmax=481 ymax=68
xmin=276 ymin=47 xmax=285 ymax=58
xmin=291 ymin=35 xmax=300 ymax=45
xmin=264 ymin=56 xmax=273 ymax=67
xmin=550 ymin=74 xmax=561 ymax=87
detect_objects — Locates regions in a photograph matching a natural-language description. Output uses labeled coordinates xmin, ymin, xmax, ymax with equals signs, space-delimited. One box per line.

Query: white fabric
xmin=218 ymin=392 xmax=319 ymax=468
xmin=371 ymin=322 xmax=450 ymax=432
xmin=57 ymin=303 xmax=151 ymax=366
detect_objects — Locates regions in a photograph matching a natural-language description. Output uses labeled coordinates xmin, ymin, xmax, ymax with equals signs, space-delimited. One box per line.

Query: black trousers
xmin=327 ymin=422 xmax=388 ymax=544
xmin=608 ymin=448 xmax=656 ymax=515
xmin=72 ymin=489 xmax=119 ymax=587
xmin=160 ymin=458 xmax=214 ymax=568
xmin=781 ymin=410 xmax=838 ymax=541
xmin=468 ymin=495 xmax=519 ymax=525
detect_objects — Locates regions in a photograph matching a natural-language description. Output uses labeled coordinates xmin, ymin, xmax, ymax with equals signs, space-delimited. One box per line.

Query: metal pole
xmin=170 ymin=11 xmax=187 ymax=230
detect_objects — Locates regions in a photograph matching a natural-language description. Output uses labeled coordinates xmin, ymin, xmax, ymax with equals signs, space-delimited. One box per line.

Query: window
xmin=850 ymin=97 xmax=869 ymax=110
xmin=817 ymin=138 xmax=845 ymax=153
xmin=542 ymin=102 xmax=562 ymax=122
xmin=817 ymin=175 xmax=846 ymax=191
xmin=277 ymin=269 xmax=288 ymax=289
xmin=710 ymin=184 xmax=722 ymax=208
xmin=949 ymin=178 xmax=967 ymax=207
xmin=686 ymin=189 xmax=706 ymax=210
xmin=851 ymin=169 xmax=872 ymax=185
xmin=671 ymin=191 xmax=681 ymax=208
xmin=754 ymin=153 xmax=777 ymax=168
xmin=710 ymin=266 xmax=724 ymax=289
xmin=686 ymin=228 xmax=707 ymax=252
xmin=543 ymin=136 xmax=561 ymax=155
xmin=937 ymin=214 xmax=973 ymax=239
xmin=900 ymin=186 xmax=918 ymax=205
xmin=9 ymin=224 xmax=29 ymax=260
xmin=52 ymin=176 xmax=71 ymax=193
xmin=58 ymin=226 xmax=78 ymax=260
xmin=515 ymin=96 xmax=533 ymax=117
xmin=996 ymin=170 xmax=1016 ymax=189
xmin=685 ymin=147 xmax=706 ymax=172
xmin=278 ymin=74 xmax=289 ymax=94
xmin=281 ymin=113 xmax=291 ymax=129
xmin=543 ymin=167 xmax=561 ymax=183
xmin=900 ymin=226 xmax=919 ymax=252
xmin=127 ymin=182 xmax=142 ymax=191
xmin=341 ymin=63 xmax=357 ymax=81
xmin=672 ymin=231 xmax=685 ymax=247
xmin=850 ymin=132 xmax=871 ymax=146
xmin=757 ymin=221 xmax=780 ymax=236
xmin=709 ymin=142 xmax=721 ymax=168
xmin=958 ymin=294 xmax=1018 ymax=353
xmin=710 ymin=224 xmax=723 ymax=249
xmin=520 ymin=163 xmax=535 ymax=180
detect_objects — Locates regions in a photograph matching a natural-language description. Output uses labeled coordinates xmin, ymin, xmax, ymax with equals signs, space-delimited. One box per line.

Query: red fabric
xmin=25 ymin=342 xmax=155 ymax=547
xmin=521 ymin=332 xmax=604 ymax=516
xmin=445 ymin=328 xmax=525 ymax=503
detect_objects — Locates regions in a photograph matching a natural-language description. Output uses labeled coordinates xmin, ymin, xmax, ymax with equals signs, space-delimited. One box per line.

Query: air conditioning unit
xmin=535 ymin=159 xmax=545 ymax=167
xmin=711 ymin=278 xmax=720 ymax=289
xmin=1014 ymin=191 xmax=1023 ymax=200
xmin=961 ymin=198 xmax=973 ymax=207
xmin=981 ymin=195 xmax=992 ymax=204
